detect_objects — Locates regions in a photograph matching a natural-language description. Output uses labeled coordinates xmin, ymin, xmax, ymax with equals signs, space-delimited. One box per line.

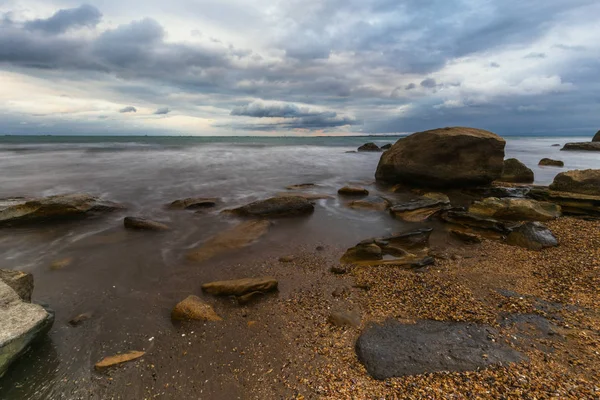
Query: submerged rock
xmin=0 ymin=194 xmax=123 ymax=226
xmin=226 ymin=196 xmax=314 ymax=218
xmin=123 ymin=217 xmax=170 ymax=231
xmin=285 ymin=183 xmax=317 ymax=190
xmin=95 ymin=351 xmax=145 ymax=371
xmin=346 ymin=196 xmax=390 ymax=211
xmin=561 ymin=142 xmax=600 ymax=151
xmin=499 ymin=158 xmax=534 ymax=184
xmin=0 ymin=279 xmax=54 ymax=377
xmin=539 ymin=158 xmax=564 ymax=167
xmin=0 ymin=269 xmax=33 ymax=302
xmin=549 ymin=169 xmax=600 ymax=196
xmin=171 ymin=295 xmax=222 ymax=322
xmin=375 ymin=127 xmax=506 ymax=188
xmin=355 ymin=319 xmax=523 ymax=380
xmin=506 ymin=222 xmax=558 ymax=251
xmin=338 ymin=186 xmax=369 ymax=196
xmin=276 ymin=192 xmax=333 ymax=201
xmin=389 ymin=197 xmax=450 ymax=222
xmin=166 ymin=197 xmax=218 ymax=210
xmin=357 ymin=142 xmax=381 ymax=152
xmin=187 ymin=220 xmax=271 ymax=263
xmin=202 ymin=277 xmax=278 ymax=297
xmin=469 ymin=197 xmax=561 ymax=221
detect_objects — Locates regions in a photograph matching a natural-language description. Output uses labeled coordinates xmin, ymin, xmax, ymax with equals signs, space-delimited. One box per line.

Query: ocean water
xmin=0 ymin=134 xmax=598 ymax=399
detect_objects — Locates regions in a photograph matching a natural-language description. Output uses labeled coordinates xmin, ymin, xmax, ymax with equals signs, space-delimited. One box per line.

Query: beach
xmin=0 ymin=134 xmax=599 ymax=399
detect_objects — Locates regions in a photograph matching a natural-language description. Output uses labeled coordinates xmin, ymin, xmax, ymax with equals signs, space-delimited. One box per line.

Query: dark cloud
xmin=153 ymin=107 xmax=170 ymax=115
xmin=119 ymin=106 xmax=137 ymax=113
xmin=24 ymin=5 xmax=102 ymax=34
xmin=231 ymin=101 xmax=334 ymax=118
xmin=524 ymin=52 xmax=546 ymax=59
xmin=405 ymin=83 xmax=416 ymax=90
xmin=420 ymin=78 xmax=438 ymax=88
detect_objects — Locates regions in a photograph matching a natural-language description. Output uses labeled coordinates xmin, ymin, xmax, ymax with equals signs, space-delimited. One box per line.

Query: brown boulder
xmin=499 ymin=158 xmax=534 ymax=183
xmin=201 ymin=277 xmax=278 ymax=297
xmin=226 ymin=196 xmax=314 ymax=218
xmin=171 ymin=295 xmax=222 ymax=321
xmin=375 ymin=127 xmax=505 ymax=187
xmin=538 ymin=158 xmax=564 ymax=167
xmin=389 ymin=197 xmax=450 ymax=222
xmin=549 ymin=169 xmax=600 ymax=196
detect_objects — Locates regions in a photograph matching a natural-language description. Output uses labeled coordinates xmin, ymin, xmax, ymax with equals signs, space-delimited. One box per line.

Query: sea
xmin=0 ymin=134 xmax=598 ymax=399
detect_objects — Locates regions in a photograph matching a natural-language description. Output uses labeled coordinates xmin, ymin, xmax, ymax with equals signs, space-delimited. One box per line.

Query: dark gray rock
xmin=166 ymin=197 xmax=218 ymax=210
xmin=506 ymin=222 xmax=558 ymax=251
xmin=358 ymin=142 xmax=382 ymax=152
xmin=355 ymin=319 xmax=523 ymax=380
xmin=381 ymin=143 xmax=393 ymax=150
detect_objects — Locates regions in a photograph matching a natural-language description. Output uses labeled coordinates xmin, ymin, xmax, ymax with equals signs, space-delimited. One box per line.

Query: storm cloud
xmin=24 ymin=5 xmax=102 ymax=34
xmin=119 ymin=106 xmax=137 ymax=113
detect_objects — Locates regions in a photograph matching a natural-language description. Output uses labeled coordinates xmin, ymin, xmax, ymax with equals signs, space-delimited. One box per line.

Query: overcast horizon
xmin=1 ymin=1 xmax=599 ymax=136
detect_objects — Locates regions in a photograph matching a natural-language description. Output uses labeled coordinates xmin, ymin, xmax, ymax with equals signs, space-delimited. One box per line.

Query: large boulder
xmin=506 ymin=222 xmax=558 ymax=251
xmin=499 ymin=158 xmax=534 ymax=183
xmin=0 ymin=194 xmax=123 ymax=226
xmin=593 ymin=130 xmax=600 ymax=142
xmin=225 ymin=197 xmax=314 ymax=218
xmin=0 ymin=280 xmax=54 ymax=377
xmin=549 ymin=170 xmax=600 ymax=196
xmin=375 ymin=127 xmax=506 ymax=187
xmin=561 ymin=142 xmax=600 ymax=151
xmin=469 ymin=198 xmax=561 ymax=221
xmin=355 ymin=319 xmax=523 ymax=380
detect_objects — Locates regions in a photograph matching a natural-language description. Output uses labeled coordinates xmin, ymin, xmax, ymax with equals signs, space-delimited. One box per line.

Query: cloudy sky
xmin=1 ymin=0 xmax=599 ymax=136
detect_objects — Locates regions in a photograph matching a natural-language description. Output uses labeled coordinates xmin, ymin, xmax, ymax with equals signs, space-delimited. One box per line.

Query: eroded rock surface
xmin=166 ymin=198 xmax=218 ymax=210
xmin=469 ymin=198 xmax=561 ymax=221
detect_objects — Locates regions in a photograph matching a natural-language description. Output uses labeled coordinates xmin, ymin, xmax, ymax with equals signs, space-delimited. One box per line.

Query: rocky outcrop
xmin=187 ymin=220 xmax=271 ymax=262
xmin=375 ymin=127 xmax=506 ymax=188
xmin=171 ymin=296 xmax=222 ymax=322
xmin=338 ymin=186 xmax=369 ymax=196
xmin=499 ymin=158 xmax=534 ymax=183
xmin=528 ymin=188 xmax=600 ymax=217
xmin=0 ymin=278 xmax=54 ymax=377
xmin=123 ymin=217 xmax=170 ymax=231
xmin=549 ymin=169 xmax=600 ymax=196
xmin=226 ymin=197 xmax=314 ymax=218
xmin=389 ymin=197 xmax=450 ymax=222
xmin=506 ymin=222 xmax=558 ymax=251
xmin=561 ymin=142 xmax=600 ymax=151
xmin=0 ymin=194 xmax=123 ymax=226
xmin=593 ymin=130 xmax=600 ymax=142
xmin=166 ymin=198 xmax=218 ymax=210
xmin=0 ymin=269 xmax=33 ymax=302
xmin=539 ymin=158 xmax=564 ymax=167
xmin=202 ymin=277 xmax=278 ymax=297
xmin=355 ymin=319 xmax=523 ymax=380
xmin=468 ymin=198 xmax=561 ymax=221
xmin=357 ymin=143 xmax=381 ymax=152
xmin=95 ymin=351 xmax=145 ymax=371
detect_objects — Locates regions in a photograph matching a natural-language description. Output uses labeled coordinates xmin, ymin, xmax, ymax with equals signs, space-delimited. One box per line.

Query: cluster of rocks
xmin=356 ymin=142 xmax=393 ymax=152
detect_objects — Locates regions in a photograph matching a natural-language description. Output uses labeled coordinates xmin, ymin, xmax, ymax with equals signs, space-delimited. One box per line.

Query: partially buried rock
xmin=338 ymin=186 xmax=369 ymax=196
xmin=0 ymin=194 xmax=124 ymax=226
xmin=123 ymin=217 xmax=170 ymax=231
xmin=171 ymin=295 xmax=222 ymax=321
xmin=166 ymin=197 xmax=218 ymax=210
xmin=355 ymin=319 xmax=523 ymax=380
xmin=346 ymin=196 xmax=390 ymax=211
xmin=202 ymin=277 xmax=278 ymax=297
xmin=187 ymin=220 xmax=270 ymax=263
xmin=499 ymin=158 xmax=534 ymax=184
xmin=390 ymin=197 xmax=450 ymax=222
xmin=549 ymin=169 xmax=600 ymax=196
xmin=226 ymin=196 xmax=314 ymax=218
xmin=468 ymin=197 xmax=561 ymax=221
xmin=329 ymin=309 xmax=361 ymax=328
xmin=539 ymin=158 xmax=564 ymax=167
xmin=506 ymin=222 xmax=558 ymax=251
xmin=375 ymin=127 xmax=506 ymax=188
xmin=278 ymin=255 xmax=295 ymax=263
xmin=357 ymin=142 xmax=381 ymax=152
xmin=95 ymin=351 xmax=145 ymax=371
xmin=0 ymin=269 xmax=33 ymax=302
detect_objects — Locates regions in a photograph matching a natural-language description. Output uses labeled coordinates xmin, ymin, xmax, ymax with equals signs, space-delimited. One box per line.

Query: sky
xmin=0 ymin=0 xmax=599 ymax=136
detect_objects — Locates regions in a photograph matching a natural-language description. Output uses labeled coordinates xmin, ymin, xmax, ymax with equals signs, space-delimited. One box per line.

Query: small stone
xmin=506 ymin=222 xmax=558 ymax=251
xmin=279 ymin=255 xmax=295 ymax=263
xmin=171 ymin=295 xmax=222 ymax=321
xmin=316 ymin=246 xmax=325 ymax=251
xmin=94 ymin=351 xmax=145 ymax=371
xmin=202 ymin=277 xmax=278 ymax=296
xmin=539 ymin=158 xmax=564 ymax=167
xmin=338 ymin=186 xmax=369 ymax=196
xmin=69 ymin=312 xmax=93 ymax=326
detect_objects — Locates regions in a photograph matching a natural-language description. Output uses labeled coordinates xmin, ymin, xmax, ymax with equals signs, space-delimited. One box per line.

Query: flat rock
xmin=0 ymin=280 xmax=54 ymax=377
xmin=346 ymin=196 xmax=390 ymax=211
xmin=539 ymin=158 xmax=564 ymax=167
xmin=187 ymin=220 xmax=271 ymax=263
xmin=329 ymin=310 xmax=362 ymax=328
xmin=549 ymin=169 xmax=600 ymax=196
xmin=123 ymin=217 xmax=170 ymax=231
xmin=357 ymin=142 xmax=382 ymax=152
xmin=499 ymin=158 xmax=534 ymax=184
xmin=469 ymin=197 xmax=561 ymax=221
xmin=0 ymin=269 xmax=33 ymax=302
xmin=376 ymin=127 xmax=506 ymax=188
xmin=561 ymin=142 xmax=600 ymax=151
xmin=506 ymin=222 xmax=558 ymax=251
xmin=528 ymin=188 xmax=600 ymax=217
xmin=0 ymin=194 xmax=124 ymax=226
xmin=341 ymin=243 xmax=383 ymax=263
xmin=94 ymin=351 xmax=145 ymax=371
xmin=338 ymin=186 xmax=369 ymax=196
xmin=171 ymin=295 xmax=222 ymax=321
xmin=226 ymin=196 xmax=314 ymax=218
xmin=50 ymin=257 xmax=73 ymax=271
xmin=202 ymin=277 xmax=278 ymax=297
xmin=390 ymin=198 xmax=450 ymax=222
xmin=355 ymin=319 xmax=523 ymax=380
xmin=166 ymin=197 xmax=218 ymax=210
xmin=381 ymin=228 xmax=433 ymax=250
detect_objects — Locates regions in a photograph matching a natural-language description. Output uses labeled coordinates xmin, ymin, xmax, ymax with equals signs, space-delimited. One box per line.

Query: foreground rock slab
xmin=0 ymin=280 xmax=54 ymax=377
xmin=506 ymin=222 xmax=558 ymax=251
xmin=94 ymin=351 xmax=145 ymax=371
xmin=123 ymin=217 xmax=170 ymax=231
xmin=499 ymin=158 xmax=534 ymax=184
xmin=355 ymin=319 xmax=523 ymax=380
xmin=376 ymin=127 xmax=506 ymax=188
xmin=0 ymin=194 xmax=124 ymax=226
xmin=469 ymin=197 xmax=561 ymax=221
xmin=171 ymin=295 xmax=222 ymax=322
xmin=187 ymin=220 xmax=271 ymax=263
xmin=202 ymin=277 xmax=278 ymax=297
xmin=549 ymin=169 xmax=600 ymax=196
xmin=226 ymin=196 xmax=314 ymax=218
xmin=0 ymin=269 xmax=33 ymax=302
